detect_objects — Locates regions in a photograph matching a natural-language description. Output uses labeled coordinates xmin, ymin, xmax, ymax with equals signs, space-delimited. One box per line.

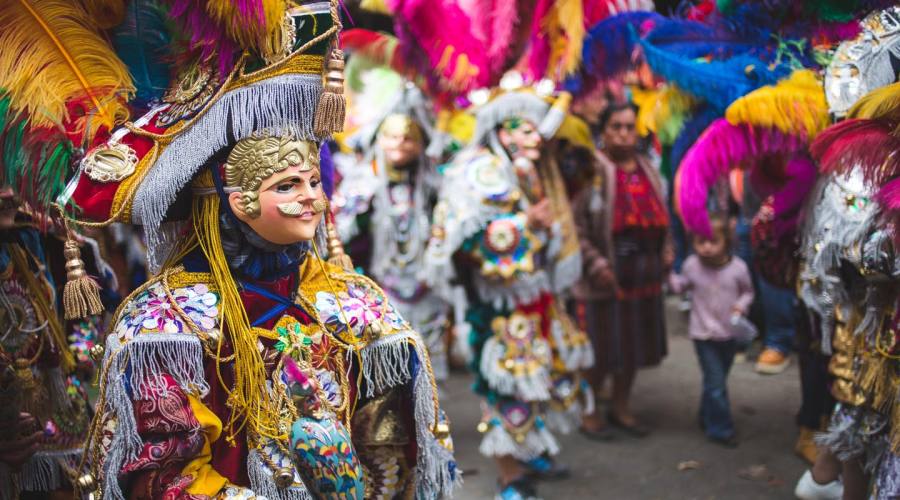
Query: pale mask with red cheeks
xmin=377 ymin=114 xmax=424 ymax=169
xmin=497 ymin=118 xmax=542 ymax=163
xmin=225 ymin=136 xmax=327 ymax=245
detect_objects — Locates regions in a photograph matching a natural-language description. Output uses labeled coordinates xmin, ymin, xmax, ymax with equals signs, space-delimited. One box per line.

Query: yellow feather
xmin=633 ymin=84 xmax=697 ymax=144
xmin=76 ymin=0 xmax=126 ymax=29
xmin=847 ymin=81 xmax=900 ymax=121
xmin=556 ymin=0 xmax=585 ymax=75
xmin=204 ymin=0 xmax=287 ymax=58
xmin=360 ymin=0 xmax=392 ymax=15
xmin=725 ymin=69 xmax=828 ymax=139
xmin=0 ymin=0 xmax=133 ymax=143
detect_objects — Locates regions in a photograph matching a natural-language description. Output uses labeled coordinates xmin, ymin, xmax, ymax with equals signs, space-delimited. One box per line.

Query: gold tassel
xmin=63 ymin=239 xmax=104 ymax=320
xmin=313 ymin=49 xmax=346 ymax=136
xmin=191 ymin=183 xmax=283 ymax=442
xmin=325 ymin=214 xmax=353 ymax=271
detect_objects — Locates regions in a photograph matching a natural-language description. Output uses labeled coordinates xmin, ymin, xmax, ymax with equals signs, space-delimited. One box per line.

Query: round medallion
xmin=81 ymin=142 xmax=139 ymax=183
xmin=465 ymin=155 xmax=510 ymax=197
xmin=484 ymin=219 xmax=521 ymax=254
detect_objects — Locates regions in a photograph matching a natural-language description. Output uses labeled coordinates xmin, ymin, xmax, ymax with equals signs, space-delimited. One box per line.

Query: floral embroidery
xmin=314 ymin=284 xmax=406 ymax=339
xmin=115 ymin=283 xmax=219 ymax=339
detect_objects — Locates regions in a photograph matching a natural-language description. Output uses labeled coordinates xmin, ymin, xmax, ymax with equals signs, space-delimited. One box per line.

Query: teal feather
xmin=112 ymin=0 xmax=172 ymax=105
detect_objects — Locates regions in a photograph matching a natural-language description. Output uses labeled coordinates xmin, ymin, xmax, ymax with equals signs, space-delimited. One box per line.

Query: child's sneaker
xmin=755 ymin=348 xmax=790 ymax=374
xmin=794 ymin=470 xmax=842 ymax=499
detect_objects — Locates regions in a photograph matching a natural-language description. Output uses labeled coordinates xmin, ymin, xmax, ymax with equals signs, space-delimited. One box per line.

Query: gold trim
xmin=167 ymin=270 xmax=215 ymax=290
xmin=230 ymin=54 xmax=325 ymax=89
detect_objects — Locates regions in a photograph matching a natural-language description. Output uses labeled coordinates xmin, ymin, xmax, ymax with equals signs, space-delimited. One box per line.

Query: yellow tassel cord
xmin=204 ymin=0 xmax=286 ymax=60
xmin=191 ymin=171 xmax=283 ymax=443
xmin=632 ymin=84 xmax=698 ymax=145
xmin=8 ymin=244 xmax=76 ymax=374
xmin=62 ymin=239 xmax=104 ymax=320
xmin=313 ymin=48 xmax=347 ymax=136
xmin=0 ymin=0 xmax=134 ymax=144
xmin=725 ymin=69 xmax=828 ymax=140
xmin=325 ymin=215 xmax=354 ymax=271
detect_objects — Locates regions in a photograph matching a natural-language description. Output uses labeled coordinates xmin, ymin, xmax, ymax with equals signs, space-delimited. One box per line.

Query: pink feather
xmin=488 ymin=0 xmax=520 ymax=72
xmin=676 ymin=119 xmax=807 ymax=237
xmin=166 ymin=0 xmax=240 ymax=75
xmin=387 ymin=0 xmax=491 ymax=92
xmin=811 ymin=118 xmax=900 ymax=187
xmin=524 ymin=0 xmax=554 ymax=81
xmin=875 ymin=177 xmax=900 ymax=211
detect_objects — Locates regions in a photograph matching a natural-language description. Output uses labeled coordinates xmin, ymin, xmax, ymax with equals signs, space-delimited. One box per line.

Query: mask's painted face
xmin=0 ymin=186 xmax=19 ymax=230
xmin=497 ymin=118 xmax=542 ymax=162
xmin=226 ymin=137 xmax=326 ymax=245
xmin=377 ymin=114 xmax=424 ymax=168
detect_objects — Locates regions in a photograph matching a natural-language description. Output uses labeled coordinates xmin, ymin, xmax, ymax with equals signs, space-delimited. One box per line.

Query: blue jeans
xmin=694 ymin=339 xmax=736 ymax=440
xmin=757 ymin=276 xmax=797 ymax=354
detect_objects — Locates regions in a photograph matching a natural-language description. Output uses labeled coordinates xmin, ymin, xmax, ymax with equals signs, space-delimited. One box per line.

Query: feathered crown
xmin=467 ymin=72 xmax=572 ymax=149
xmin=0 ymin=0 xmax=135 ymax=219
xmin=58 ymin=1 xmax=344 ymax=271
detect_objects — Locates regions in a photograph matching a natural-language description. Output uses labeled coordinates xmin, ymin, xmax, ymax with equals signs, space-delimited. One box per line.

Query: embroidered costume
xmin=0 ymin=224 xmax=97 ymax=498
xmin=800 ymin=9 xmax=900 ymax=496
xmin=423 ymin=78 xmax=592 ymax=464
xmin=334 ymin=83 xmax=451 ymax=381
xmin=41 ymin=2 xmax=457 ymax=499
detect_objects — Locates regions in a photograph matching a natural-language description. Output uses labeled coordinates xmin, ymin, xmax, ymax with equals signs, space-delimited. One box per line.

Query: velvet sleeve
xmin=120 ymin=374 xmax=227 ymax=499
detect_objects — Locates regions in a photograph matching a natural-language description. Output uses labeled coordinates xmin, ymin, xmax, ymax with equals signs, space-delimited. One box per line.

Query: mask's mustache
xmin=277 ymin=199 xmax=327 ymax=217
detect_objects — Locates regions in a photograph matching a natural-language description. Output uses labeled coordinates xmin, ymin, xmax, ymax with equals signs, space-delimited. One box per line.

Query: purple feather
xmin=676 ymin=119 xmax=807 ymax=237
xmin=320 ymin=142 xmax=335 ymax=199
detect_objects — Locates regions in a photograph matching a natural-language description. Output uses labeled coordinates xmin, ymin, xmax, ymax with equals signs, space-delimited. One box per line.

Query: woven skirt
xmin=575 ymin=231 xmax=668 ymax=374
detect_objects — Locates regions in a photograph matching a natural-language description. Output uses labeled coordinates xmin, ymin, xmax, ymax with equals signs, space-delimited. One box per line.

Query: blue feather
xmin=642 ymin=17 xmax=760 ymax=60
xmin=582 ymin=12 xmax=664 ymax=78
xmin=640 ymin=38 xmax=788 ymax=111
xmin=671 ymin=104 xmax=719 ymax=171
xmin=112 ymin=0 xmax=172 ymax=107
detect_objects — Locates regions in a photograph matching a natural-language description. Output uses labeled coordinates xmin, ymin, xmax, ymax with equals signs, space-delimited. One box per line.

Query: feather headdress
xmin=0 ymin=0 xmax=134 ymax=213
xmin=812 ymin=82 xmax=900 ymax=185
xmin=632 ymin=84 xmax=697 ymax=145
xmin=725 ymin=69 xmax=829 ymax=140
xmin=675 ymin=119 xmax=807 ymax=237
xmin=388 ymin=0 xmax=490 ymax=93
xmin=0 ymin=0 xmax=134 ymax=142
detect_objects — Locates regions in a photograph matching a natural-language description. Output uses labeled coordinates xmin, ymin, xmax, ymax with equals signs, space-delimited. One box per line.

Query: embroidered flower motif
xmin=116 ymin=284 xmax=219 ymax=338
xmin=315 ymin=287 xmax=377 ymax=336
xmin=316 ymin=369 xmax=342 ymax=408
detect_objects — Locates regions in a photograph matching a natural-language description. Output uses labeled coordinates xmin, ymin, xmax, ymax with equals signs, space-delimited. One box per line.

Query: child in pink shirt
xmin=670 ymin=216 xmax=754 ymax=447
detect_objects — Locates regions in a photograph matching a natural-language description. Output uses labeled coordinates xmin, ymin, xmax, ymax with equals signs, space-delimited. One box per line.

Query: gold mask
xmin=377 ymin=114 xmax=423 ymax=144
xmin=224 ymin=136 xmax=320 ymax=218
